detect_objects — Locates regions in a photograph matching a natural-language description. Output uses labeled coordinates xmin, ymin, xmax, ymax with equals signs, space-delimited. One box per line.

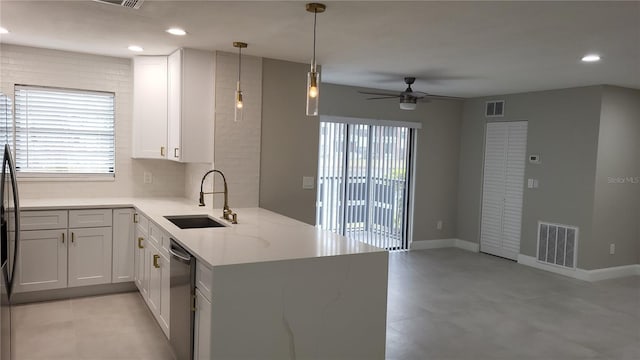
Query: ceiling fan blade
xmin=423 ymin=94 xmax=464 ymax=100
xmin=366 ymin=96 xmax=401 ymax=100
xmin=405 ymin=91 xmax=429 ymax=96
xmin=358 ymin=91 xmax=400 ymax=97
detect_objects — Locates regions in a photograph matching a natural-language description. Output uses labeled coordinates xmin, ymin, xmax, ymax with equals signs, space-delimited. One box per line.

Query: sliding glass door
xmin=317 ymin=120 xmax=414 ymax=250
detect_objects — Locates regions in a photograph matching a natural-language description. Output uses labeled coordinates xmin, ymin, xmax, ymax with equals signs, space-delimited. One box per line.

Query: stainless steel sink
xmin=164 ymin=215 xmax=226 ymax=229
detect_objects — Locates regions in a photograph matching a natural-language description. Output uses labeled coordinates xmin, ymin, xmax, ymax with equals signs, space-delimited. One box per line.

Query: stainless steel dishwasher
xmin=169 ymin=239 xmax=195 ymax=360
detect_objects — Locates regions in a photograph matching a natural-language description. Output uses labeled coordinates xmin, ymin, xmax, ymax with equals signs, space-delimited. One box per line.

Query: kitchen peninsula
xmin=17 ymin=197 xmax=389 ymax=359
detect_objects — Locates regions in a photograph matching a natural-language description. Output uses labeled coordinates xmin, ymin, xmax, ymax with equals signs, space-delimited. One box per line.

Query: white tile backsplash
xmin=184 ymin=51 xmax=262 ymax=208
xmin=0 ymin=44 xmax=185 ymax=199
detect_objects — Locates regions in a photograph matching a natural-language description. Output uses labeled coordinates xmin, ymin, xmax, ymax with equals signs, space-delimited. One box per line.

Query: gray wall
xmin=260 ymin=59 xmax=319 ymax=224
xmin=260 ymin=59 xmax=463 ymax=240
xmin=457 ymin=86 xmax=603 ymax=268
xmin=319 ymin=83 xmax=463 ymax=242
xmin=590 ymin=86 xmax=640 ymax=268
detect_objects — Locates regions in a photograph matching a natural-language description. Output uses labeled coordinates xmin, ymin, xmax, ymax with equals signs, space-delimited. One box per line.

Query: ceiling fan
xmin=359 ymin=77 xmax=461 ymax=110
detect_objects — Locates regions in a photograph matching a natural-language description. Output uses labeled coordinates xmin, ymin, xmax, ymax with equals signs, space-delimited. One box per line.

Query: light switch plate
xmin=302 ymin=176 xmax=315 ymax=190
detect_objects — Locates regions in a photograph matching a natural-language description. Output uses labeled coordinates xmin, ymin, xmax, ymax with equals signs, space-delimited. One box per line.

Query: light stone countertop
xmin=19 ymin=197 xmax=383 ymax=268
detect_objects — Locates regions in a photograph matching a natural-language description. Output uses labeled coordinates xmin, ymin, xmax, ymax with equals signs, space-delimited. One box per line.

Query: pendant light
xmin=305 ymin=3 xmax=326 ymax=116
xmin=233 ymin=41 xmax=247 ymax=122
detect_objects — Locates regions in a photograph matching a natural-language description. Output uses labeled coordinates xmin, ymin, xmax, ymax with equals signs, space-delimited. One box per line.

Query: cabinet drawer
xmin=19 ymin=210 xmax=68 ymax=230
xmin=196 ymin=261 xmax=213 ymax=302
xmin=69 ymin=209 xmax=113 ymax=228
xmin=135 ymin=212 xmax=149 ymax=236
xmin=148 ymin=222 xmax=163 ymax=248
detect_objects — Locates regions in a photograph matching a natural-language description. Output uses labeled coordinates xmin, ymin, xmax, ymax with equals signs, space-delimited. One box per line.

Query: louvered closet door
xmin=480 ymin=123 xmax=508 ymax=257
xmin=501 ymin=122 xmax=528 ymax=259
xmin=480 ymin=121 xmax=528 ymax=260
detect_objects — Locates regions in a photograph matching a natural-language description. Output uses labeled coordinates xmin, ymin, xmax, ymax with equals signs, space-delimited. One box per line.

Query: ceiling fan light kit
xmin=358 ymin=76 xmax=461 ymax=110
xmin=399 ymin=101 xmax=417 ymax=111
xmin=305 ymin=2 xmax=326 ymax=116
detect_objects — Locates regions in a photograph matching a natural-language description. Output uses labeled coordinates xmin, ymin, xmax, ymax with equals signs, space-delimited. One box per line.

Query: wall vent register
xmin=485 ymin=100 xmax=505 ymax=117
xmin=93 ymin=0 xmax=144 ymax=9
xmin=537 ymin=222 xmax=578 ymax=269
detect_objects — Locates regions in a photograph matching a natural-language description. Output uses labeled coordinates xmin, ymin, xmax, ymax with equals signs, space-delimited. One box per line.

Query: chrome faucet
xmin=199 ymin=169 xmax=238 ymax=224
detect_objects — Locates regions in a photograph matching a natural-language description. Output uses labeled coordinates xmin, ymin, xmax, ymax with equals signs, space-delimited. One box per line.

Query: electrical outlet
xmin=609 ymin=243 xmax=615 ymax=255
xmin=143 ymin=171 xmax=153 ymax=184
xmin=436 ymin=220 xmax=443 ymax=230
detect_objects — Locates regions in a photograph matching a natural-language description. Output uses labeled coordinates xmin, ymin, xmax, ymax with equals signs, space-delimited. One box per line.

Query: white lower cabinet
xmin=67 ymin=227 xmax=112 ymax=287
xmin=159 ymin=251 xmax=170 ymax=336
xmin=112 ymin=209 xmax=135 ymax=283
xmin=194 ymin=288 xmax=211 ymax=360
xmin=14 ymin=229 xmax=67 ymax=293
xmin=13 ymin=208 xmax=134 ymax=294
xmin=146 ymin=241 xmax=170 ymax=337
xmin=134 ymin=214 xmax=149 ymax=297
xmin=134 ymin=213 xmax=170 ymax=339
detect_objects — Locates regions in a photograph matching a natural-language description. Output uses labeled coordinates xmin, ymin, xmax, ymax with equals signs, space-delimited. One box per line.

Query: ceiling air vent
xmin=93 ymin=0 xmax=144 ymax=9
xmin=485 ymin=100 xmax=505 ymax=117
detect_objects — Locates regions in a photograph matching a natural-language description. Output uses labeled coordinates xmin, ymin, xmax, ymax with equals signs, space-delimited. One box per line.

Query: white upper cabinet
xmin=167 ymin=48 xmax=215 ymax=163
xmin=132 ymin=56 xmax=168 ymax=159
xmin=133 ymin=48 xmax=214 ymax=163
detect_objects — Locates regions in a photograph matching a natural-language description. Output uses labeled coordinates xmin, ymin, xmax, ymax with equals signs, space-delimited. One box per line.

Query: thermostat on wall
xmin=529 ymin=154 xmax=541 ymax=164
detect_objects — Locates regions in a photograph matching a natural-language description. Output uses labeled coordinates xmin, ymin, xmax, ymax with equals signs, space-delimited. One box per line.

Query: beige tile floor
xmin=12 ymin=248 xmax=640 ymax=360
xmin=12 ymin=292 xmax=174 ymax=360
xmin=386 ymin=249 xmax=640 ymax=360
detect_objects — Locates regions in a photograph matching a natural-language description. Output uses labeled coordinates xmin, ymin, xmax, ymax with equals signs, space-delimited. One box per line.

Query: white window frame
xmin=13 ymin=85 xmax=116 ymax=182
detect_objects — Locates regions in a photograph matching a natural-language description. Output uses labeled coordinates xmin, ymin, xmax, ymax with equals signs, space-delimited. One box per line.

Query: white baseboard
xmin=411 ymin=238 xmax=455 ymax=250
xmin=454 ymin=239 xmax=480 ymax=252
xmin=411 ymin=238 xmax=479 ymax=253
xmin=518 ymin=254 xmax=640 ymax=282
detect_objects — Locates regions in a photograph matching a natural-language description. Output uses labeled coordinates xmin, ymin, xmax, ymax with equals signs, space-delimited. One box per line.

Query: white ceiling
xmin=1 ymin=0 xmax=639 ymax=97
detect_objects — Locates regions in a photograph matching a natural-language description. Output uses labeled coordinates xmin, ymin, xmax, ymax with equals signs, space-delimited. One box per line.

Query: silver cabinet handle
xmin=174 ymin=148 xmax=179 ymax=158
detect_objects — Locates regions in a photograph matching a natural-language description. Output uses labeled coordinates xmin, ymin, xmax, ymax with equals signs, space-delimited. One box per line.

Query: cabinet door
xmin=194 ymin=288 xmax=211 ymax=360
xmin=167 ymin=49 xmax=182 ymax=162
xmin=132 ymin=56 xmax=168 ymax=159
xmin=175 ymin=48 xmax=214 ymax=163
xmin=158 ymin=251 xmax=171 ymax=338
xmin=13 ymin=230 xmax=67 ymax=293
xmin=134 ymin=229 xmax=148 ymax=297
xmin=134 ymin=212 xmax=149 ymax=295
xmin=146 ymin=243 xmax=161 ymax=317
xmin=112 ymin=209 xmax=134 ymax=283
xmin=68 ymin=227 xmax=113 ymax=287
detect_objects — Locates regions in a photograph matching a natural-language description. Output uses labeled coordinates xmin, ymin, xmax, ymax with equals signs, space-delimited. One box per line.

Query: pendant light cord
xmin=312 ymin=9 xmax=317 ymax=70
xmin=238 ymin=47 xmax=242 ymax=88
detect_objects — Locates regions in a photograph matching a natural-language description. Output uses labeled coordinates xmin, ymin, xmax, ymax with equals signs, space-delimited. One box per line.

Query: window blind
xmin=317 ymin=120 xmax=413 ymax=250
xmin=14 ymin=85 xmax=115 ymax=176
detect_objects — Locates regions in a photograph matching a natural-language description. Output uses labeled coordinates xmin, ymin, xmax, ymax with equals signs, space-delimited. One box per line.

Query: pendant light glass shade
xmin=235 ymin=82 xmax=243 ymax=122
xmin=305 ymin=3 xmax=325 ymax=116
xmin=233 ymin=42 xmax=247 ymax=122
xmin=306 ymin=66 xmax=320 ymax=116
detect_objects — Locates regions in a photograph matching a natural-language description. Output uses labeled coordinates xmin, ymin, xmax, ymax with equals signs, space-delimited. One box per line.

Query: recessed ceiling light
xmin=0 ymin=27 xmax=9 ymax=34
xmin=128 ymin=45 xmax=144 ymax=52
xmin=581 ymin=54 xmax=601 ymax=62
xmin=166 ymin=28 xmax=186 ymax=36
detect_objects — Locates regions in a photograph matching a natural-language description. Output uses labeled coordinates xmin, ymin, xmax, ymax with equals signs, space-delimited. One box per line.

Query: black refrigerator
xmin=0 ymin=92 xmax=19 ymax=360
